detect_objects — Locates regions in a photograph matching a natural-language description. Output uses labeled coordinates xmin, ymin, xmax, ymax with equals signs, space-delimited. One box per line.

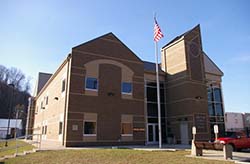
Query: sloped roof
xmin=162 ymin=24 xmax=200 ymax=49
xmin=144 ymin=61 xmax=163 ymax=73
xmin=34 ymin=72 xmax=52 ymax=96
xmin=73 ymin=32 xmax=143 ymax=63
xmin=203 ymin=52 xmax=223 ymax=76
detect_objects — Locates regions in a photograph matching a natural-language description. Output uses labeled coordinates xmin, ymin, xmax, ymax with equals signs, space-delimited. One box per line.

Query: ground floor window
xmin=121 ymin=123 xmax=133 ymax=136
xmin=59 ymin=122 xmax=63 ymax=135
xmin=44 ymin=125 xmax=47 ymax=134
xmin=84 ymin=121 xmax=96 ymax=135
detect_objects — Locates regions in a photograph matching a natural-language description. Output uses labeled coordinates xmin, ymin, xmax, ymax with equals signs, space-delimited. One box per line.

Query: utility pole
xmin=5 ymin=84 xmax=15 ymax=147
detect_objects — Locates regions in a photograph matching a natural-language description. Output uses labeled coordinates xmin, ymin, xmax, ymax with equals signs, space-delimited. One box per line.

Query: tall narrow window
xmin=44 ymin=125 xmax=47 ymax=134
xmin=85 ymin=77 xmax=98 ymax=90
xmin=122 ymin=82 xmax=132 ymax=94
xmin=45 ymin=96 xmax=49 ymax=105
xmin=40 ymin=101 xmax=44 ymax=110
xmin=214 ymin=88 xmax=222 ymax=102
xmin=61 ymin=79 xmax=66 ymax=93
xmin=59 ymin=122 xmax=63 ymax=135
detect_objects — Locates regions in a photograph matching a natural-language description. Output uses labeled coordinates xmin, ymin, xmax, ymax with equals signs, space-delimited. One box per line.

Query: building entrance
xmin=180 ymin=122 xmax=189 ymax=144
xmin=147 ymin=123 xmax=159 ymax=144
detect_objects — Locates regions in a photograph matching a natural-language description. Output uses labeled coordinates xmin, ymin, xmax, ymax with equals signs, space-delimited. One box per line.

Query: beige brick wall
xmin=33 ymin=59 xmax=70 ymax=144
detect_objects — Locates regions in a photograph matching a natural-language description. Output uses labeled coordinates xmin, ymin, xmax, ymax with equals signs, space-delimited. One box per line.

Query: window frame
xmin=61 ymin=79 xmax=66 ymax=93
xmin=40 ymin=101 xmax=44 ymax=110
xmin=45 ymin=96 xmax=49 ymax=106
xmin=121 ymin=122 xmax=133 ymax=136
xmin=83 ymin=121 xmax=97 ymax=136
xmin=59 ymin=122 xmax=63 ymax=135
xmin=85 ymin=77 xmax=98 ymax=91
xmin=121 ymin=82 xmax=132 ymax=95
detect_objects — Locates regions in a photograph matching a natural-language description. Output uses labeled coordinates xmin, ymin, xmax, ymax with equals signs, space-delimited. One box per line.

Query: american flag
xmin=154 ymin=18 xmax=164 ymax=42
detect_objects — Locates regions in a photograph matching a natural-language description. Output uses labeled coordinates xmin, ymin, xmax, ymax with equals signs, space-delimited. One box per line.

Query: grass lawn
xmin=3 ymin=149 xmax=233 ymax=164
xmin=0 ymin=140 xmax=34 ymax=158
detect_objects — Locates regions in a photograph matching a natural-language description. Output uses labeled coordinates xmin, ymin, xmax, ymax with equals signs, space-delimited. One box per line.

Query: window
xmin=59 ymin=122 xmax=63 ymax=135
xmin=40 ymin=101 xmax=44 ymax=110
xmin=214 ymin=88 xmax=222 ymax=102
xmin=72 ymin=125 xmax=78 ymax=131
xmin=146 ymin=87 xmax=165 ymax=102
xmin=85 ymin=77 xmax=98 ymax=90
xmin=45 ymin=96 xmax=49 ymax=105
xmin=215 ymin=103 xmax=223 ymax=116
xmin=121 ymin=123 xmax=133 ymax=135
xmin=122 ymin=82 xmax=132 ymax=94
xmin=84 ymin=121 xmax=96 ymax=135
xmin=207 ymin=88 xmax=212 ymax=101
xmin=146 ymin=82 xmax=164 ymax=88
xmin=44 ymin=125 xmax=47 ymax=134
xmin=208 ymin=103 xmax=214 ymax=116
xmin=61 ymin=79 xmax=66 ymax=93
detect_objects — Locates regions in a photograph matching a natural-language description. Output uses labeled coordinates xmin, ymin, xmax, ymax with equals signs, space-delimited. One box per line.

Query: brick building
xmin=27 ymin=25 xmax=225 ymax=146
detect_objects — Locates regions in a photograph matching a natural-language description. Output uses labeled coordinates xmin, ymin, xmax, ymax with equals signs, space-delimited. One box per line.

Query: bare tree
xmin=0 ymin=64 xmax=31 ymax=136
xmin=6 ymin=67 xmax=26 ymax=91
xmin=0 ymin=65 xmax=8 ymax=82
xmin=0 ymin=65 xmax=30 ymax=92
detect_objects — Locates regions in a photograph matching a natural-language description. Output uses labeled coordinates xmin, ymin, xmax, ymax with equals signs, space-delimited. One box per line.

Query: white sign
xmin=192 ymin=126 xmax=196 ymax=135
xmin=214 ymin=125 xmax=219 ymax=134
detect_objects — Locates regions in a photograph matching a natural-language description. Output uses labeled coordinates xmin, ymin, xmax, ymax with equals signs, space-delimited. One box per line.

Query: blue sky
xmin=0 ymin=0 xmax=249 ymax=113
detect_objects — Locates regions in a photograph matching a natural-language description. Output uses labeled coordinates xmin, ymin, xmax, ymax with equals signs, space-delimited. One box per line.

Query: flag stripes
xmin=154 ymin=18 xmax=164 ymax=42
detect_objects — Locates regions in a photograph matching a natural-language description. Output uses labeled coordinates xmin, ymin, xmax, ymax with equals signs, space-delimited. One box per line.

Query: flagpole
xmin=155 ymin=40 xmax=162 ymax=149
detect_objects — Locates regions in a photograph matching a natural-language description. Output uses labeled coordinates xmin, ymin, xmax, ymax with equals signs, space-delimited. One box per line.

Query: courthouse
xmin=27 ymin=25 xmax=225 ymax=146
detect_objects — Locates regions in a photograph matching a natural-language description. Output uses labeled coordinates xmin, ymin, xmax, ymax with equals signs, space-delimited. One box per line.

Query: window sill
xmin=83 ymin=134 xmax=96 ymax=137
xmin=122 ymin=92 xmax=132 ymax=95
xmin=121 ymin=134 xmax=133 ymax=137
xmin=85 ymin=88 xmax=98 ymax=92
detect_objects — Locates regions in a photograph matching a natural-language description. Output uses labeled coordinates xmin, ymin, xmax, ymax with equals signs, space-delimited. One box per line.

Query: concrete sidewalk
xmin=187 ymin=150 xmax=250 ymax=164
xmin=30 ymin=139 xmax=191 ymax=151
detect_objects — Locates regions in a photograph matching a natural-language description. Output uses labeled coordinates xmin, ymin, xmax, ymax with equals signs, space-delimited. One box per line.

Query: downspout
xmin=62 ymin=54 xmax=72 ymax=146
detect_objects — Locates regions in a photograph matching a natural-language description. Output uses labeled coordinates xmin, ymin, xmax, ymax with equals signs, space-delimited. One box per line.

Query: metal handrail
xmin=0 ymin=134 xmax=42 ymax=156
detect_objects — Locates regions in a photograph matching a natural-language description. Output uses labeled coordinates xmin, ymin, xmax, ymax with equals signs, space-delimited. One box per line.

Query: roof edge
xmin=35 ymin=53 xmax=72 ymax=99
xmin=162 ymin=24 xmax=200 ymax=49
xmin=203 ymin=51 xmax=224 ymax=76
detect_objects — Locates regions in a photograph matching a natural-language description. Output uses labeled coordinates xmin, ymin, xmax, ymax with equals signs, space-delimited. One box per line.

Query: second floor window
xmin=85 ymin=77 xmax=98 ymax=90
xmin=61 ymin=79 xmax=66 ymax=93
xmin=45 ymin=96 xmax=49 ymax=105
xmin=122 ymin=82 xmax=132 ymax=94
xmin=40 ymin=101 xmax=44 ymax=110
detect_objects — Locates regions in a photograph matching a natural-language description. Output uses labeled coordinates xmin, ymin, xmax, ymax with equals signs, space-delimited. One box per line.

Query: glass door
xmin=147 ymin=124 xmax=159 ymax=144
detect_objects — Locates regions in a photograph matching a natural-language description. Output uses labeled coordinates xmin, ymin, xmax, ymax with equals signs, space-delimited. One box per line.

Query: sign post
xmin=214 ymin=125 xmax=219 ymax=141
xmin=192 ymin=126 xmax=196 ymax=141
xmin=191 ymin=126 xmax=201 ymax=156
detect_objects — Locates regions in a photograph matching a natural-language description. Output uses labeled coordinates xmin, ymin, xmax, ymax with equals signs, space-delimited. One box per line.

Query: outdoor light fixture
xmin=195 ymin=96 xmax=202 ymax=100
xmin=54 ymin=97 xmax=59 ymax=100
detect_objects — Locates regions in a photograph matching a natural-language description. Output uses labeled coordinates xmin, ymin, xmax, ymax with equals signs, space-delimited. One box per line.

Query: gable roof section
xmin=203 ymin=52 xmax=223 ymax=76
xmin=34 ymin=72 xmax=52 ymax=96
xmin=162 ymin=24 xmax=200 ymax=49
xmin=72 ymin=32 xmax=143 ymax=64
